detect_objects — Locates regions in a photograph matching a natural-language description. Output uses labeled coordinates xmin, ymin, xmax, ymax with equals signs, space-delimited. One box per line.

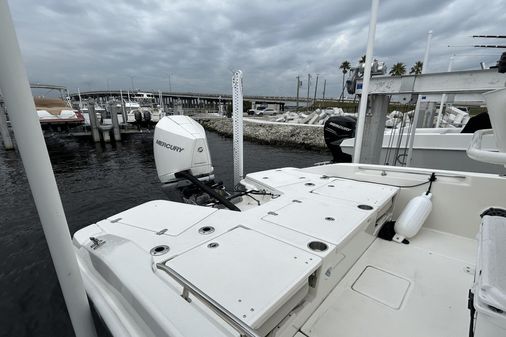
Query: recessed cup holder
xmin=358 ymin=204 xmax=373 ymax=210
xmin=308 ymin=241 xmax=328 ymax=252
xmin=198 ymin=226 xmax=215 ymax=235
xmin=150 ymin=245 xmax=170 ymax=256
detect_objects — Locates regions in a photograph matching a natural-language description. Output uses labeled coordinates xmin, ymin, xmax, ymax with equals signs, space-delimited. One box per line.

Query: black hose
xmin=175 ymin=171 xmax=241 ymax=212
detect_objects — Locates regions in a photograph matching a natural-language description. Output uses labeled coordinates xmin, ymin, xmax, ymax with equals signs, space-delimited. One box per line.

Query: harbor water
xmin=0 ymin=131 xmax=329 ymax=337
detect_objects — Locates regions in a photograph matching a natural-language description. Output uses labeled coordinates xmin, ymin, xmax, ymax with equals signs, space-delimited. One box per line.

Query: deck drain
xmin=207 ymin=242 xmax=219 ymax=248
xmin=358 ymin=204 xmax=373 ymax=210
xmin=198 ymin=226 xmax=215 ymax=235
xmin=150 ymin=245 xmax=170 ymax=256
xmin=308 ymin=241 xmax=328 ymax=252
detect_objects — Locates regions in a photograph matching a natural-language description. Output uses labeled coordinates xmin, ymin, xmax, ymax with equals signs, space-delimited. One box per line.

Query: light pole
xmin=296 ymin=76 xmax=300 ymax=111
xmin=306 ymin=74 xmax=311 ymax=108
xmin=167 ymin=73 xmax=173 ymax=92
xmin=129 ymin=76 xmax=135 ymax=91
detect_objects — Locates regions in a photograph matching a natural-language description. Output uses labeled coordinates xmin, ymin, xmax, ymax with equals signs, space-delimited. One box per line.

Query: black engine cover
xmin=324 ymin=116 xmax=356 ymax=163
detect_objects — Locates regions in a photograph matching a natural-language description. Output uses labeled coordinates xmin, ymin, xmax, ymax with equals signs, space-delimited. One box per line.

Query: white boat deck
xmin=301 ymin=228 xmax=476 ymax=337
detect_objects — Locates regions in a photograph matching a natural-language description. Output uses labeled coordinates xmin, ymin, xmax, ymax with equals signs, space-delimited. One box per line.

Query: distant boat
xmin=34 ymin=96 xmax=84 ymax=128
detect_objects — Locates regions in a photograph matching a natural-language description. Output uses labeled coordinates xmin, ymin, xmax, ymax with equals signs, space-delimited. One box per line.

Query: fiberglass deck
xmin=301 ymin=228 xmax=477 ymax=337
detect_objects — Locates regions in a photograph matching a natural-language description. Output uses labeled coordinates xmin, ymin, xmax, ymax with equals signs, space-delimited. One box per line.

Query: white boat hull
xmin=340 ymin=128 xmax=505 ymax=174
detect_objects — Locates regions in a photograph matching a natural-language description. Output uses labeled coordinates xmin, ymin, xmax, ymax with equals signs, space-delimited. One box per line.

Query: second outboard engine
xmin=324 ymin=116 xmax=356 ymax=163
xmin=143 ymin=109 xmax=152 ymax=123
xmin=134 ymin=110 xmax=143 ymax=124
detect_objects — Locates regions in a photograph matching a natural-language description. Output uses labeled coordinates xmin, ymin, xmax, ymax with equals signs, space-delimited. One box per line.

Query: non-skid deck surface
xmin=302 ymin=228 xmax=477 ymax=337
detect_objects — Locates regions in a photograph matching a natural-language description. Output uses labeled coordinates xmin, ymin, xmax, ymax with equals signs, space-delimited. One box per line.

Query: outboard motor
xmin=143 ymin=109 xmax=152 ymax=123
xmin=134 ymin=109 xmax=143 ymax=124
xmin=153 ymin=116 xmax=239 ymax=211
xmin=324 ymin=116 xmax=356 ymax=163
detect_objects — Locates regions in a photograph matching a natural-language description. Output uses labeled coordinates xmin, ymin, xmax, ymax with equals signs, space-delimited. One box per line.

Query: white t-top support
xmin=435 ymin=55 xmax=454 ymax=128
xmin=0 ymin=1 xmax=97 ymax=337
xmin=406 ymin=30 xmax=433 ymax=166
xmin=232 ymin=70 xmax=244 ymax=187
xmin=353 ymin=0 xmax=379 ymax=163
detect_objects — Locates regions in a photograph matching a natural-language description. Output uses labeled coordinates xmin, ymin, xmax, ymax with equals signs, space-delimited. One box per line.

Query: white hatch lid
xmin=107 ymin=200 xmax=217 ymax=235
xmin=262 ymin=197 xmax=373 ymax=246
xmin=165 ymin=226 xmax=321 ymax=329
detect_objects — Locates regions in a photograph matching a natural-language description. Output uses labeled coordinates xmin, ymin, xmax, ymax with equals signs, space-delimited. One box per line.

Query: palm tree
xmin=359 ymin=55 xmax=366 ymax=63
xmin=339 ymin=60 xmax=351 ymax=100
xmin=409 ymin=61 xmax=423 ymax=74
xmin=389 ymin=62 xmax=407 ymax=76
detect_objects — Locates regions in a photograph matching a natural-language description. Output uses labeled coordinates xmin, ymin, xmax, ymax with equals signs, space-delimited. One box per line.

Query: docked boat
xmin=125 ymin=92 xmax=163 ymax=124
xmin=34 ymin=96 xmax=84 ymax=129
xmin=72 ymin=81 xmax=506 ymax=336
xmin=2 ymin=1 xmax=506 ymax=337
xmin=325 ymin=112 xmax=504 ymax=174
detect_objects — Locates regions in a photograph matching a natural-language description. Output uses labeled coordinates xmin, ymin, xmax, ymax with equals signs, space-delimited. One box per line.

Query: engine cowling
xmin=154 ymin=116 xmax=213 ymax=183
xmin=324 ymin=116 xmax=356 ymax=163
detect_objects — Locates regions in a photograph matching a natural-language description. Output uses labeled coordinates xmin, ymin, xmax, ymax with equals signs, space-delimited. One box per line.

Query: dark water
xmin=0 ymin=131 xmax=329 ymax=337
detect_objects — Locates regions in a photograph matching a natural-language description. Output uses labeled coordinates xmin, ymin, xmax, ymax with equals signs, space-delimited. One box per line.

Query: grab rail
xmin=156 ymin=262 xmax=261 ymax=337
xmin=467 ymin=129 xmax=506 ymax=166
xmin=356 ymin=165 xmax=467 ymax=179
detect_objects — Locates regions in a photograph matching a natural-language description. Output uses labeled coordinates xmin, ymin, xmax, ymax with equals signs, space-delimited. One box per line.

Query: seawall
xmin=197 ymin=117 xmax=328 ymax=151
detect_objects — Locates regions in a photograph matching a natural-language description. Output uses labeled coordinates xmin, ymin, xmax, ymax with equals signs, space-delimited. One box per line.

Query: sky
xmin=8 ymin=0 xmax=506 ymax=98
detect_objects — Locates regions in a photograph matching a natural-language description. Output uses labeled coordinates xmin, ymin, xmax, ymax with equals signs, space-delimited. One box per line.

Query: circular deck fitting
xmin=325 ymin=217 xmax=335 ymax=221
xmin=308 ymin=241 xmax=328 ymax=252
xmin=358 ymin=204 xmax=373 ymax=210
xmin=150 ymin=245 xmax=170 ymax=256
xmin=305 ymin=182 xmax=315 ymax=186
xmin=198 ymin=226 xmax=215 ymax=235
xmin=207 ymin=242 xmax=219 ymax=248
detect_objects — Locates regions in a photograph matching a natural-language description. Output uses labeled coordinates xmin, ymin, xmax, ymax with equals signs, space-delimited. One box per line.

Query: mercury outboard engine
xmin=324 ymin=116 xmax=356 ymax=163
xmin=154 ymin=116 xmax=239 ymax=211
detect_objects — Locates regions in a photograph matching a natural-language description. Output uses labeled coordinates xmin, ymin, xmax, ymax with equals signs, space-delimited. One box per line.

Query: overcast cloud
xmin=8 ymin=0 xmax=506 ymax=97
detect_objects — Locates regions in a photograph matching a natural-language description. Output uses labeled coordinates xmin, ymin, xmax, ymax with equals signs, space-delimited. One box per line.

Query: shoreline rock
xmin=197 ymin=117 xmax=329 ymax=152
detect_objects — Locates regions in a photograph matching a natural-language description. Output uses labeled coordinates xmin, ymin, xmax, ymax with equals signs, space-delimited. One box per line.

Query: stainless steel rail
xmin=357 ymin=166 xmax=467 ymax=179
xmin=156 ymin=263 xmax=261 ymax=337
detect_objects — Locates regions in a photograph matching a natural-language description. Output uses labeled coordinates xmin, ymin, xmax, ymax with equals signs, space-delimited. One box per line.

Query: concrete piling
xmin=87 ymin=99 xmax=100 ymax=142
xmin=109 ymin=101 xmax=121 ymax=141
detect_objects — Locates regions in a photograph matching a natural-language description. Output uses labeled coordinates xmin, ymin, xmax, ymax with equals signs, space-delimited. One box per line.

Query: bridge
xmin=70 ymin=90 xmax=337 ymax=112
